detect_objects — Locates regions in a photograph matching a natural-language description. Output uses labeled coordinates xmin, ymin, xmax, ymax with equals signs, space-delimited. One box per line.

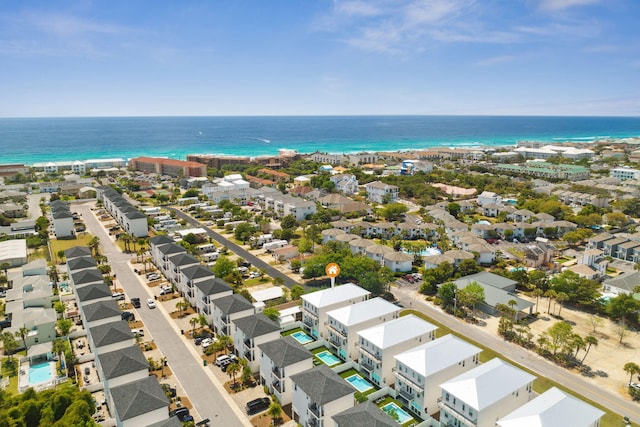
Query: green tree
xmin=226 ymin=361 xmax=241 ymax=388
xmin=380 ymin=203 xmax=408 ymax=221
xmin=606 ymin=294 xmax=640 ymax=325
xmin=581 ymin=335 xmax=598 ymax=364
xmin=234 ymin=223 xmax=258 ymax=243
xmin=212 ymin=255 xmax=236 ymax=279
xmin=218 ymin=335 xmax=233 ymax=355
xmin=438 ymin=282 xmax=457 ymax=310
xmin=88 ymin=236 xmax=100 ymax=257
xmin=625 ymin=362 xmax=640 ymax=384
xmin=56 ymin=318 xmax=74 ymax=337
xmin=175 ymin=299 xmax=190 ymax=318
xmin=457 ymin=281 xmax=485 ymax=319
xmin=262 ymin=307 xmax=280 ymax=322
xmin=280 ymin=214 xmax=298 ymax=231
xmin=290 ymin=284 xmax=305 ymax=301
xmin=15 ymin=326 xmax=29 ymax=350
xmin=267 ymin=400 xmax=282 ymax=425
xmin=1 ymin=332 xmax=18 ymax=359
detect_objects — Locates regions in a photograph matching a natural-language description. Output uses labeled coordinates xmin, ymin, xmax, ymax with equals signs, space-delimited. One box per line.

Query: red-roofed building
xmin=129 ymin=157 xmax=207 ymax=177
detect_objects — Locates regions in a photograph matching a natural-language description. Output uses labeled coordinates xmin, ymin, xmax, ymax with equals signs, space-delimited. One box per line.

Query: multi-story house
xmin=88 ymin=320 xmax=135 ymax=355
xmin=332 ymin=401 xmax=398 ymax=427
xmin=259 ymin=336 xmax=314 ymax=406
xmin=97 ymin=346 xmax=149 ymax=400
xmin=76 ymin=282 xmax=112 ymax=307
xmin=364 ymin=181 xmax=399 ymax=204
xmin=81 ymin=300 xmax=123 ymax=329
xmin=211 ymin=294 xmax=255 ymax=337
xmin=148 ymin=235 xmax=175 ymax=265
xmin=496 ymin=386 xmax=604 ymax=427
xmin=110 ymin=376 xmax=170 ymax=427
xmin=329 ymin=174 xmax=359 ymax=195
xmin=97 ymin=186 xmax=148 ymax=237
xmin=438 ymin=358 xmax=535 ymax=427
xmin=291 ymin=364 xmax=355 ymax=427
xmin=357 ymin=314 xmax=437 ymax=387
xmin=194 ymin=278 xmax=233 ymax=324
xmin=50 ymin=200 xmax=74 ymax=238
xmin=165 ymin=252 xmax=200 ymax=289
xmin=178 ymin=264 xmax=215 ymax=306
xmin=393 ymin=334 xmax=481 ymax=420
xmin=70 ymin=268 xmax=105 ymax=289
xmin=301 ymin=283 xmax=371 ymax=339
xmin=66 ymin=255 xmax=97 ymax=273
xmin=232 ymin=313 xmax=280 ymax=372
xmin=326 ymin=297 xmax=400 ymax=361
xmin=64 ymin=245 xmax=92 ymax=262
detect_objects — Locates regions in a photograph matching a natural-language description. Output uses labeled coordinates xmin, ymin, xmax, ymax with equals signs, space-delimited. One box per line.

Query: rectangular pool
xmin=382 ymin=402 xmax=412 ymax=424
xmin=345 ymin=374 xmax=374 ymax=393
xmin=316 ymin=350 xmax=341 ymax=367
xmin=29 ymin=362 xmax=53 ymax=386
xmin=291 ymin=331 xmax=313 ymax=345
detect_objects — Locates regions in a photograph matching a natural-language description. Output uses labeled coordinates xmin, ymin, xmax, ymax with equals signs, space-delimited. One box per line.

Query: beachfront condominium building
xmin=129 ymin=156 xmax=207 ymax=177
xmin=259 ymin=336 xmax=314 ymax=406
xmin=232 ymin=313 xmax=280 ymax=372
xmin=357 ymin=314 xmax=437 ymax=387
xmin=325 ymin=297 xmax=400 ymax=361
xmin=438 ymin=358 xmax=535 ymax=427
xmin=364 ymin=181 xmax=399 ymax=204
xmin=290 ymin=364 xmax=355 ymax=427
xmin=393 ymin=334 xmax=481 ymax=420
xmin=301 ymin=283 xmax=371 ymax=339
xmin=496 ymin=386 xmax=604 ymax=427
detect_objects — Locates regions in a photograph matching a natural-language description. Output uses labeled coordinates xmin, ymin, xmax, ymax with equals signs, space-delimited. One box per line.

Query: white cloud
xmin=538 ymin=0 xmax=601 ymax=11
xmin=333 ymin=0 xmax=381 ymax=17
xmin=476 ymin=55 xmax=517 ymax=66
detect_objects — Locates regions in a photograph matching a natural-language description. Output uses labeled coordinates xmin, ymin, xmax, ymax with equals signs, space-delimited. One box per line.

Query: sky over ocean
xmin=1 ymin=115 xmax=639 ymax=165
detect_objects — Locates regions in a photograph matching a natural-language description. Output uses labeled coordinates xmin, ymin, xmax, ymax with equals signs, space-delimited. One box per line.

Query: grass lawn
xmin=281 ymin=328 xmax=304 ymax=337
xmin=50 ymin=234 xmax=95 ymax=259
xmin=375 ymin=395 xmax=421 ymax=427
xmin=400 ymin=309 xmax=635 ymax=427
xmin=339 ymin=368 xmax=378 ymax=396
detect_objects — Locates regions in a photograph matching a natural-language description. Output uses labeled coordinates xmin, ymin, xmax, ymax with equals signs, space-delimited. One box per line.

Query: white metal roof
xmin=440 ymin=358 xmax=535 ymax=410
xmin=301 ymin=283 xmax=370 ymax=308
xmin=357 ymin=314 xmax=436 ymax=349
xmin=394 ymin=334 xmax=481 ymax=377
xmin=327 ymin=297 xmax=399 ymax=327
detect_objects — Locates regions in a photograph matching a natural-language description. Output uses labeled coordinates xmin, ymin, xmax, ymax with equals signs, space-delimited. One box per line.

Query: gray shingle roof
xmin=98 ymin=345 xmax=148 ymax=379
xmin=89 ymin=320 xmax=133 ymax=347
xmin=181 ymin=264 xmax=215 ymax=280
xmin=290 ymin=365 xmax=354 ymax=405
xmin=66 ymin=256 xmax=97 ymax=272
xmin=64 ymin=246 xmax=92 ymax=260
xmin=168 ymin=252 xmax=199 ymax=267
xmin=147 ymin=418 xmax=182 ymax=427
xmin=82 ymin=300 xmax=121 ymax=322
xmin=71 ymin=268 xmax=104 ymax=286
xmin=195 ymin=277 xmax=233 ymax=296
xmin=332 ymin=401 xmax=398 ymax=427
xmin=149 ymin=235 xmax=175 ymax=247
xmin=258 ymin=336 xmax=312 ymax=367
xmin=233 ymin=313 xmax=279 ymax=339
xmin=214 ymin=294 xmax=254 ymax=316
xmin=110 ymin=376 xmax=169 ymax=421
xmin=158 ymin=243 xmax=186 ymax=256
xmin=604 ymin=271 xmax=640 ymax=293
xmin=76 ymin=283 xmax=111 ymax=302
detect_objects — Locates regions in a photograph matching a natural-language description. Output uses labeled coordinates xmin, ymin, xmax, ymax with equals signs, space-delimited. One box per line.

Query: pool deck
xmin=18 ymin=360 xmax=58 ymax=393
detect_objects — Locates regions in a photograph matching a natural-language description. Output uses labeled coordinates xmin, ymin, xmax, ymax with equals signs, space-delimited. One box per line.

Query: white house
xmin=383 ymin=251 xmax=414 ymax=272
xmin=476 ymin=191 xmax=502 ymax=207
xmin=110 ymin=376 xmax=169 ymax=427
xmin=439 ymin=358 xmax=535 ymax=427
xmin=357 ymin=314 xmax=437 ymax=387
xmin=301 ymin=283 xmax=371 ymax=339
xmin=497 ymin=386 xmax=604 ymax=427
xmin=211 ymin=294 xmax=255 ymax=337
xmin=330 ymin=174 xmax=359 ymax=195
xmin=81 ymin=300 xmax=123 ymax=329
xmin=232 ymin=313 xmax=280 ymax=372
xmin=97 ymin=346 xmax=149 ymax=397
xmin=291 ymin=364 xmax=355 ymax=427
xmin=326 ymin=297 xmax=400 ymax=361
xmin=364 ymin=181 xmax=399 ymax=204
xmin=259 ymin=336 xmax=314 ymax=405
xmin=393 ymin=334 xmax=481 ymax=420
xmin=194 ymin=278 xmax=233 ymax=325
xmin=88 ymin=321 xmax=135 ymax=355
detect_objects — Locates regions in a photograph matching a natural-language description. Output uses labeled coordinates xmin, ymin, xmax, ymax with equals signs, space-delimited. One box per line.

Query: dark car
xmin=245 ymin=397 xmax=271 ymax=415
xmin=131 ymin=298 xmax=141 ymax=308
xmin=170 ymin=407 xmax=193 ymax=422
xmin=121 ymin=311 xmax=135 ymax=322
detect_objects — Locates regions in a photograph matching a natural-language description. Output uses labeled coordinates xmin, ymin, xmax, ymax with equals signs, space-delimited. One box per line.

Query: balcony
xmin=394 ymin=370 xmax=424 ymax=392
xmin=302 ymin=317 xmax=315 ymax=328
xmin=326 ymin=323 xmax=347 ymax=339
xmin=273 ymin=379 xmax=284 ymax=393
xmin=308 ymin=403 xmax=321 ymax=419
xmin=244 ymin=350 xmax=252 ymax=361
xmin=328 ymin=335 xmax=342 ymax=349
xmin=437 ymin=402 xmax=476 ymax=427
xmin=244 ymin=338 xmax=253 ymax=348
xmin=306 ymin=418 xmax=319 ymax=427
xmin=359 ymin=345 xmax=382 ymax=362
xmin=397 ymin=388 xmax=415 ymax=401
xmin=359 ymin=358 xmax=375 ymax=372
xmin=272 ymin=366 xmax=284 ymax=380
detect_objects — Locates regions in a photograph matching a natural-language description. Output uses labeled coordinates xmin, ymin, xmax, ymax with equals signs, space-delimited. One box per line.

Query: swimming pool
xmin=403 ymin=247 xmax=442 ymax=257
xmin=382 ymin=402 xmax=412 ymax=424
xmin=291 ymin=331 xmax=313 ymax=345
xmin=316 ymin=350 xmax=341 ymax=367
xmin=345 ymin=374 xmax=374 ymax=393
xmin=29 ymin=362 xmax=53 ymax=386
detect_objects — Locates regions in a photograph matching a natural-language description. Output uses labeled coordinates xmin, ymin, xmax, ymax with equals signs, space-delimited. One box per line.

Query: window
xmin=445 ymin=393 xmax=449 ymax=402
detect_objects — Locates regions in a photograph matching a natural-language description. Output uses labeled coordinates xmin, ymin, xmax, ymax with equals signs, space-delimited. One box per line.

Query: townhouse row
xmin=588 ymin=232 xmax=640 ymax=262
xmin=65 ymin=246 xmax=178 ymax=427
xmin=96 ymin=186 xmax=148 ymax=238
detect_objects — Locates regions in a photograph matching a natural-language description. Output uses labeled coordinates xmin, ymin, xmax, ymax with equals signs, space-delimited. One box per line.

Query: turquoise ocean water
xmin=0 ymin=116 xmax=639 ymax=165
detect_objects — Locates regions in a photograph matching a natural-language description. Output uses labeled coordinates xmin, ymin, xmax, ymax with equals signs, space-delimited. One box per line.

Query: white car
xmin=112 ymin=292 xmax=125 ymax=301
xmin=131 ymin=329 xmax=144 ymax=337
xmin=159 ymin=285 xmax=172 ymax=295
xmin=146 ymin=298 xmax=156 ymax=309
xmin=201 ymin=338 xmax=214 ymax=349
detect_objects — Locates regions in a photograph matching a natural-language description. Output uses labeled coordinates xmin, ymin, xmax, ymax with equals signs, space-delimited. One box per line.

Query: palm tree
xmin=159 ymin=357 xmax=167 ymax=378
xmin=226 ymin=361 xmax=241 ymax=388
xmin=556 ymin=292 xmax=569 ymax=316
xmin=175 ymin=299 xmax=190 ymax=318
xmin=15 ymin=326 xmax=29 ymax=350
xmin=197 ymin=313 xmax=208 ymax=329
xmin=0 ymin=262 xmax=10 ymax=277
xmin=624 ymin=362 xmax=640 ymax=384
xmin=544 ymin=289 xmax=557 ymax=314
xmin=532 ymin=288 xmax=544 ymax=312
xmin=217 ymin=335 xmax=233 ymax=355
xmin=581 ymin=335 xmax=598 ymax=364
xmin=89 ymin=236 xmax=100 ymax=257
xmin=189 ymin=316 xmax=199 ymax=335
xmin=267 ymin=400 xmax=282 ymax=426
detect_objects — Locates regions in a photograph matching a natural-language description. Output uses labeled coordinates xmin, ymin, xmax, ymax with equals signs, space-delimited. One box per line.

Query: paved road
xmin=393 ymin=285 xmax=640 ymax=423
xmin=168 ymin=207 xmax=301 ymax=289
xmin=74 ymin=203 xmax=250 ymax=427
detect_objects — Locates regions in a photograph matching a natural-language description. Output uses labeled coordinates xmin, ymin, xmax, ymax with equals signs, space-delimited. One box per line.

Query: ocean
xmin=0 ymin=115 xmax=639 ymax=165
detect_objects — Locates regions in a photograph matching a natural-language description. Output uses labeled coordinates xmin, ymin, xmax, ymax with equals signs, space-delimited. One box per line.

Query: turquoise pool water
xmin=291 ymin=331 xmax=313 ymax=345
xmin=29 ymin=362 xmax=53 ymax=386
xmin=316 ymin=350 xmax=341 ymax=367
xmin=346 ymin=374 xmax=374 ymax=392
xmin=403 ymin=247 xmax=441 ymax=257
xmin=382 ymin=402 xmax=412 ymax=424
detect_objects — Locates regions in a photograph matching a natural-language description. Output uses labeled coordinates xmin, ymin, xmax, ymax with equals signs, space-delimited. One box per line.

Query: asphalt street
xmin=393 ymin=285 xmax=640 ymax=423
xmin=74 ymin=203 xmax=250 ymax=427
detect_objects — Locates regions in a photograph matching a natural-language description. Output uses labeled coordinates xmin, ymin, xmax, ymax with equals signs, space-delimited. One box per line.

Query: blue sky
xmin=1 ymin=0 xmax=638 ymax=117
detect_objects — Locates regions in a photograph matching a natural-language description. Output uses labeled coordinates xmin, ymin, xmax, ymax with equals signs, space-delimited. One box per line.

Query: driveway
xmin=73 ymin=202 xmax=251 ymax=427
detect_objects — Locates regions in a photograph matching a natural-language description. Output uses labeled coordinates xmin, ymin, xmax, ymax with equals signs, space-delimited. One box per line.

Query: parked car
xmin=146 ymin=298 xmax=156 ymax=309
xmin=131 ymin=298 xmax=141 ymax=308
xmin=121 ymin=311 xmax=135 ymax=322
xmin=201 ymin=338 xmax=214 ymax=349
xmin=147 ymin=273 xmax=161 ymax=281
xmin=112 ymin=292 xmax=125 ymax=301
xmin=159 ymin=285 xmax=172 ymax=295
xmin=245 ymin=397 xmax=271 ymax=415
xmin=214 ymin=355 xmax=230 ymax=366
xmin=170 ymin=407 xmax=193 ymax=422
xmin=131 ymin=329 xmax=144 ymax=337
